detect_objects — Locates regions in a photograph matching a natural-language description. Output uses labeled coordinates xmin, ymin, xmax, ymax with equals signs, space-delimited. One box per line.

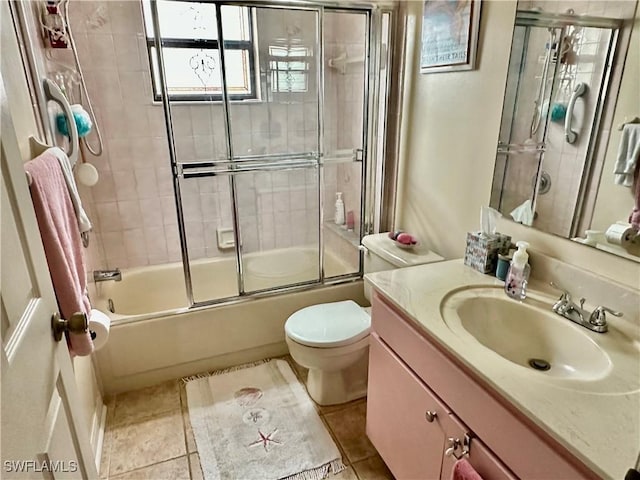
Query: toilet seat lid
xmin=285 ymin=300 xmax=371 ymax=348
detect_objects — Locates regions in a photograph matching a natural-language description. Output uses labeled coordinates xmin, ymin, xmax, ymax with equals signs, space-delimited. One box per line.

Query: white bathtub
xmin=92 ymin=247 xmax=366 ymax=393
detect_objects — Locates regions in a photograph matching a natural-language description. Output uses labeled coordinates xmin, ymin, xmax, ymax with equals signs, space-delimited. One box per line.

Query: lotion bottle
xmin=335 ymin=192 xmax=345 ymax=225
xmin=504 ymin=241 xmax=530 ymax=300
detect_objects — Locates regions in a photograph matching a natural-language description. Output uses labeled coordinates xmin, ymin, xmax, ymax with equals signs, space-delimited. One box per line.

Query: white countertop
xmin=365 ymin=259 xmax=640 ymax=480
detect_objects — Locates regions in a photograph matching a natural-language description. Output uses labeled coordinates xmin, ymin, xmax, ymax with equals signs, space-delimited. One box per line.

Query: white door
xmin=0 ymin=75 xmax=98 ymax=479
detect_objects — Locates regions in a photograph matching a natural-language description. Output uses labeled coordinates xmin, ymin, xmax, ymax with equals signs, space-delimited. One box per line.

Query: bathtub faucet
xmin=93 ymin=269 xmax=122 ymax=282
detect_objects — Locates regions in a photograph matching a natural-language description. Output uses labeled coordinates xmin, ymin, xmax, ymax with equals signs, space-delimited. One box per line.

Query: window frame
xmin=144 ymin=5 xmax=258 ymax=102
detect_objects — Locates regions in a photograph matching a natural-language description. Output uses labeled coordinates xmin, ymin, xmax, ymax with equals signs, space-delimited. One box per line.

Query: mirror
xmin=490 ymin=1 xmax=640 ymax=262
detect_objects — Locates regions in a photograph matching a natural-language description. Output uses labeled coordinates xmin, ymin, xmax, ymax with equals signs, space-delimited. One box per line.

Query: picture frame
xmin=420 ymin=0 xmax=482 ymax=74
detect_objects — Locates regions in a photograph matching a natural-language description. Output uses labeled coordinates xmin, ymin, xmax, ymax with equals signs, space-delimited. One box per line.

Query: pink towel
xmin=451 ymin=459 xmax=483 ymax=480
xmin=25 ymin=153 xmax=94 ymax=356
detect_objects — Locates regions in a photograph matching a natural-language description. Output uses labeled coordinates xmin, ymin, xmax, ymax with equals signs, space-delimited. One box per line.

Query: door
xmin=0 ymin=77 xmax=98 ymax=478
xmin=440 ymin=415 xmax=516 ymax=480
xmin=366 ymin=334 xmax=449 ymax=480
xmin=145 ymin=1 xmax=376 ymax=306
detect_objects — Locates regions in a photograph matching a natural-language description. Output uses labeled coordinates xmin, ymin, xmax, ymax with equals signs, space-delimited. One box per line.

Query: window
xmin=141 ymin=1 xmax=257 ymax=101
xmin=269 ymin=45 xmax=311 ymax=93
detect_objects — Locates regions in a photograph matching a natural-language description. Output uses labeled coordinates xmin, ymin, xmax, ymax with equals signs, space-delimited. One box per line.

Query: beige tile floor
xmin=99 ymin=357 xmax=394 ymax=480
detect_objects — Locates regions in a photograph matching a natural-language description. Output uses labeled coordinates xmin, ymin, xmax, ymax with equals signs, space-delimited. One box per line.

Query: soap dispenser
xmin=504 ymin=241 xmax=530 ymax=300
xmin=334 ymin=192 xmax=345 ymax=225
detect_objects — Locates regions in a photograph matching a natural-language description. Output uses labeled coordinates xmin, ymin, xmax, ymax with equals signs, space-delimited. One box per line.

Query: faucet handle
xmin=589 ymin=306 xmax=623 ymax=327
xmin=550 ymin=281 xmax=571 ymax=301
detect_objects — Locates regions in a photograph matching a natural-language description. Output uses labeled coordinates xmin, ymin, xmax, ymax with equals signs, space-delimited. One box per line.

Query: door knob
xmin=425 ymin=410 xmax=437 ymax=422
xmin=51 ymin=312 xmax=88 ymax=342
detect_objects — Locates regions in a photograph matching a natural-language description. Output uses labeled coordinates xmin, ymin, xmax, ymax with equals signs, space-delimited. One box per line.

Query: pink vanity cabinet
xmin=366 ymin=291 xmax=598 ymax=480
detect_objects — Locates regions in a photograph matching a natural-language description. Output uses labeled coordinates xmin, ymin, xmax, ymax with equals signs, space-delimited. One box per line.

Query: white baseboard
xmin=91 ymin=402 xmax=107 ymax=472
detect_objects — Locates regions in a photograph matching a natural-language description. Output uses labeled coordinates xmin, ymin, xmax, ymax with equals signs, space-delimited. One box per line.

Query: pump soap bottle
xmin=504 ymin=241 xmax=530 ymax=300
xmin=335 ymin=192 xmax=345 ymax=225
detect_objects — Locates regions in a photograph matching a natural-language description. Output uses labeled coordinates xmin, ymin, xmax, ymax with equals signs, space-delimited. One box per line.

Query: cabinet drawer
xmin=371 ymin=291 xmax=595 ymax=480
xmin=367 ymin=333 xmax=449 ymax=480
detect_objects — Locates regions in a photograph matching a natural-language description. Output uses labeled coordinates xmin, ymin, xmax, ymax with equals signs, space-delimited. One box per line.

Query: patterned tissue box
xmin=464 ymin=232 xmax=512 ymax=274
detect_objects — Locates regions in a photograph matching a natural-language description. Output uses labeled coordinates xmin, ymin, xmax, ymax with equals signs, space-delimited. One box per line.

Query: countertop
xmin=364 ymin=259 xmax=640 ymax=480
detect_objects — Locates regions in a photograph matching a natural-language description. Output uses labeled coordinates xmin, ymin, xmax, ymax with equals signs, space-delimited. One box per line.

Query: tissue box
xmin=464 ymin=232 xmax=512 ymax=274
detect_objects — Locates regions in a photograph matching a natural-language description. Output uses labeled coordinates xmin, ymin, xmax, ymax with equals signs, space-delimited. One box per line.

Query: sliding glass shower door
xmin=146 ymin=1 xmax=377 ymax=306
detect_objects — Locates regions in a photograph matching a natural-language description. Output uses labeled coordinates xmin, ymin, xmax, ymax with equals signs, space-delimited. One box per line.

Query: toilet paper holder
xmin=51 ymin=311 xmax=87 ymax=342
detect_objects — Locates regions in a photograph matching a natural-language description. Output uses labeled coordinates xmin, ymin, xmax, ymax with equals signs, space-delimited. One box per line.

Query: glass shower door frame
xmin=150 ymin=0 xmax=388 ymax=308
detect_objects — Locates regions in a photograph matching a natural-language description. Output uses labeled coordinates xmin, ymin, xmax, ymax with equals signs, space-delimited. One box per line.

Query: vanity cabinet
xmin=368 ymin=333 xmax=516 ymax=480
xmin=366 ymin=291 xmax=597 ymax=480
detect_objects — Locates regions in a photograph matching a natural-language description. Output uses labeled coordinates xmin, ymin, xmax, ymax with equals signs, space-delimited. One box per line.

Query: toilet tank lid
xmin=285 ymin=300 xmax=370 ymax=348
xmin=361 ymin=233 xmax=444 ymax=268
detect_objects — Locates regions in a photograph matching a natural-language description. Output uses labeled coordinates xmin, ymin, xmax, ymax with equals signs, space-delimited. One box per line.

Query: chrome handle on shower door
xmin=565 ymin=82 xmax=588 ymax=144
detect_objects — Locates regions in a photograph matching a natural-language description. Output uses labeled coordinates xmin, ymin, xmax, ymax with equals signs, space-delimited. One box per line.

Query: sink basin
xmin=441 ymin=287 xmax=612 ymax=381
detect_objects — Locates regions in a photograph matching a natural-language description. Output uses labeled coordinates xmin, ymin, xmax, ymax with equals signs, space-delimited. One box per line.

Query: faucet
xmin=93 ymin=268 xmax=122 ymax=282
xmin=550 ymin=282 xmax=622 ymax=333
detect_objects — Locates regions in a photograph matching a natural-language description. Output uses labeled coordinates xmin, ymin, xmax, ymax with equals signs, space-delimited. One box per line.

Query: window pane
xmin=268 ymin=46 xmax=311 ymax=94
xmin=151 ymin=47 xmax=252 ymax=98
xmin=143 ymin=0 xmax=218 ymax=40
xmin=221 ymin=5 xmax=251 ymax=41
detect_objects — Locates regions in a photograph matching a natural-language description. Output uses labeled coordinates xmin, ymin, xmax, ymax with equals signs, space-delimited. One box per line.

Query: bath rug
xmin=184 ymin=359 xmax=346 ymax=480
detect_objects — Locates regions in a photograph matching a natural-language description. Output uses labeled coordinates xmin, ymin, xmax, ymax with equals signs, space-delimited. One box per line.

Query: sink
xmin=440 ymin=287 xmax=613 ymax=381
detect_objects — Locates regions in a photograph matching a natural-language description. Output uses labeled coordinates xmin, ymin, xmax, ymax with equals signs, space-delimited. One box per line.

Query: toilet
xmin=285 ymin=233 xmax=444 ymax=406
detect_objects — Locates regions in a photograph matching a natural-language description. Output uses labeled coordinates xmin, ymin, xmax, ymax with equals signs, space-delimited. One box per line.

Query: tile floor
xmin=99 ymin=357 xmax=395 ymax=480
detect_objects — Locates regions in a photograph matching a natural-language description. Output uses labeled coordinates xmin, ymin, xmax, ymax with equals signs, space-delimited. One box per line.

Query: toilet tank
xmin=361 ymin=233 xmax=444 ymax=301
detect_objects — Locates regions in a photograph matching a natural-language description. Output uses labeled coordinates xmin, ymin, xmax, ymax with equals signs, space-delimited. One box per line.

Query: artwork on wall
xmin=420 ymin=0 xmax=482 ymax=73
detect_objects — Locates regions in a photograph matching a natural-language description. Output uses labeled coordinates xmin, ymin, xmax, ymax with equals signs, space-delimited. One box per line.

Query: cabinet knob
xmin=425 ymin=410 xmax=437 ymax=422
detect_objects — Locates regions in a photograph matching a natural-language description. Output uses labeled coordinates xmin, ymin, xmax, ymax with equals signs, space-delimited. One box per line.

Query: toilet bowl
xmin=285 ymin=233 xmax=444 ymax=406
xmin=285 ymin=300 xmax=370 ymax=406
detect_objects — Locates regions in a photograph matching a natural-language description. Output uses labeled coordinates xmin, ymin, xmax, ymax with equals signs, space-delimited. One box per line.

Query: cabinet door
xmin=441 ymin=414 xmax=517 ymax=480
xmin=367 ymin=333 xmax=449 ymax=480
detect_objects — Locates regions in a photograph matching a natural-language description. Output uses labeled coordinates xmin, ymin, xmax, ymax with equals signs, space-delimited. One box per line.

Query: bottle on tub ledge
xmin=504 ymin=241 xmax=530 ymax=300
xmin=334 ymin=192 xmax=345 ymax=226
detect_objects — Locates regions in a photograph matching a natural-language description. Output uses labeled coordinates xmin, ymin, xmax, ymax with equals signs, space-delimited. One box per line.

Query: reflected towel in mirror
xmin=510 ymin=199 xmax=534 ymax=226
xmin=614 ymin=124 xmax=640 ymax=187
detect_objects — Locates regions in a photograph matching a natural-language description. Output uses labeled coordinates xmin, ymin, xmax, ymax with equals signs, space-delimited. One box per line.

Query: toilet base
xmin=305 ymin=351 xmax=369 ymax=406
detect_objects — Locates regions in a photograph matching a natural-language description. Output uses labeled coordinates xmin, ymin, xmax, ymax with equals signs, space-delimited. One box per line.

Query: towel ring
xmin=445 ymin=434 xmax=472 ymax=460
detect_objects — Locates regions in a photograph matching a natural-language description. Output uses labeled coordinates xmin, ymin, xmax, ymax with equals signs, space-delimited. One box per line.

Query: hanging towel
xmin=48 ymin=146 xmax=92 ymax=235
xmin=614 ymin=124 xmax=640 ymax=187
xmin=630 ymin=158 xmax=640 ymax=231
xmin=451 ymin=458 xmax=483 ymax=480
xmin=24 ymin=152 xmax=94 ymax=356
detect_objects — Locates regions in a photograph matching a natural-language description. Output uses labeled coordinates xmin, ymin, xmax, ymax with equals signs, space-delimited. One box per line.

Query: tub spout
xmin=93 ymin=269 xmax=122 ymax=282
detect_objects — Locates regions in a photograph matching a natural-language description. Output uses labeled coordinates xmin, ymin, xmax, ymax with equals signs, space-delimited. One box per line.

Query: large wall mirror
xmin=491 ymin=0 xmax=639 ymax=262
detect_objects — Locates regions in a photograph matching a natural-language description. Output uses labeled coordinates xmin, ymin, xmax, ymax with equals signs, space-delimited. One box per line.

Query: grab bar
xmin=565 ymin=82 xmax=588 ymax=144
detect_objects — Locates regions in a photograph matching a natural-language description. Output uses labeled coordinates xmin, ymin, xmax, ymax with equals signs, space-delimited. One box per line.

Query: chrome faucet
xmin=550 ymin=282 xmax=622 ymax=333
xmin=93 ymin=269 xmax=122 ymax=282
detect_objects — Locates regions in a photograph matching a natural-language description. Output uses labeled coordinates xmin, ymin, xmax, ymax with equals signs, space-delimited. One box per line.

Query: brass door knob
xmin=51 ymin=312 xmax=88 ymax=342
xmin=425 ymin=411 xmax=437 ymax=422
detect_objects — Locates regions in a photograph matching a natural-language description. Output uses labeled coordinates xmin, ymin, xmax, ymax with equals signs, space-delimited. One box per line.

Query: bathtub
xmin=92 ymin=247 xmax=366 ymax=393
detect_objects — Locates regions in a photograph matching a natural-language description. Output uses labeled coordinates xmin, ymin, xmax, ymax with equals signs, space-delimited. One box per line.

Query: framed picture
xmin=420 ymin=0 xmax=482 ymax=73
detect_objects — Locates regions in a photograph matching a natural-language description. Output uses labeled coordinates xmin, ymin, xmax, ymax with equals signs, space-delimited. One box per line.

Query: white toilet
xmin=285 ymin=233 xmax=444 ymax=406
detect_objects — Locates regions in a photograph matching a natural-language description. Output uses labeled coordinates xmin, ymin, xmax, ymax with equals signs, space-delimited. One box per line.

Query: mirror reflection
xmin=491 ymin=0 xmax=639 ymax=262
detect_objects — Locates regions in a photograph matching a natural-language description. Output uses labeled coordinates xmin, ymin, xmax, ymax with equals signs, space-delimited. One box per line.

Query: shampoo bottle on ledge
xmin=335 ymin=192 xmax=345 ymax=225
xmin=504 ymin=241 xmax=530 ymax=300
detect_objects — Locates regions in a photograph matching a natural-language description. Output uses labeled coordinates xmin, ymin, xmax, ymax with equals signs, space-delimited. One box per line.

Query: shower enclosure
xmin=491 ymin=9 xmax=621 ymax=237
xmin=143 ymin=1 xmax=392 ymax=306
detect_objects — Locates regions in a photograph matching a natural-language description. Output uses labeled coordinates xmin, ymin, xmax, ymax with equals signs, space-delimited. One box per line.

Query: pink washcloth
xmin=451 ymin=458 xmax=483 ymax=480
xmin=25 ymin=152 xmax=94 ymax=356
